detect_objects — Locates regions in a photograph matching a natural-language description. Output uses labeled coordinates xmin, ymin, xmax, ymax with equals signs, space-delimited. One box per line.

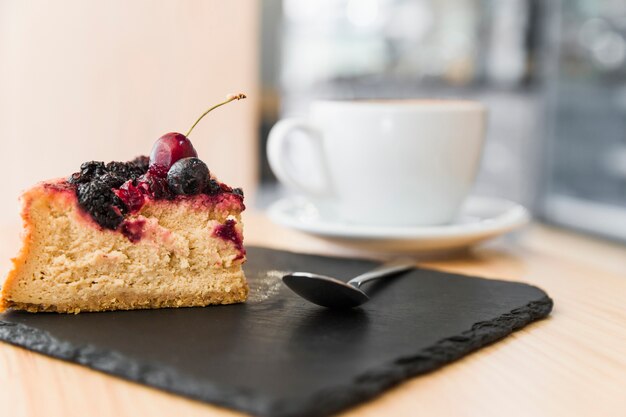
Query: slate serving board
xmin=0 ymin=247 xmax=552 ymax=417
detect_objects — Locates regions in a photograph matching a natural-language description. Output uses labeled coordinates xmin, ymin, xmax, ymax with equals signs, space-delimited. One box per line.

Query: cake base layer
xmin=2 ymin=270 xmax=247 ymax=313
xmin=1 ymin=181 xmax=248 ymax=313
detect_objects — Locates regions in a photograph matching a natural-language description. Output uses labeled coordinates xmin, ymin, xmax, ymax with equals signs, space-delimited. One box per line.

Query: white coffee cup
xmin=267 ymin=99 xmax=487 ymax=226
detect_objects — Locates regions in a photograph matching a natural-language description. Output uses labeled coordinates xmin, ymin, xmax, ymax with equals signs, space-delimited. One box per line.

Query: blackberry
xmin=76 ymin=180 xmax=128 ymax=229
xmin=232 ymin=187 xmax=244 ymax=197
xmin=105 ymin=161 xmax=133 ymax=179
xmin=106 ymin=160 xmax=147 ymax=182
xmin=68 ymin=172 xmax=82 ymax=184
xmin=130 ymin=155 xmax=150 ymax=174
xmin=99 ymin=173 xmax=126 ymax=188
xmin=81 ymin=161 xmax=107 ymax=177
xmin=68 ymin=161 xmax=107 ymax=184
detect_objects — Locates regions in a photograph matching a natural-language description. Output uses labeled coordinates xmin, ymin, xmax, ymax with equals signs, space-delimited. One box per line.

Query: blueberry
xmin=167 ymin=157 xmax=209 ymax=195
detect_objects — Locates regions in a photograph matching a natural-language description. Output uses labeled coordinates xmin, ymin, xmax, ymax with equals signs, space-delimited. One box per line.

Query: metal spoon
xmin=282 ymin=260 xmax=414 ymax=308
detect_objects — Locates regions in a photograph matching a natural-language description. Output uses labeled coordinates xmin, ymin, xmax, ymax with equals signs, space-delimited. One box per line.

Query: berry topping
xmin=114 ymin=181 xmax=145 ymax=213
xmin=68 ymin=161 xmax=107 ymax=184
xmin=99 ymin=172 xmax=127 ymax=189
xmin=65 ymin=93 xmax=247 ymax=238
xmin=67 ymin=155 xmax=244 ymax=236
xmin=130 ymin=155 xmax=150 ymax=172
xmin=68 ymin=158 xmax=148 ymax=185
xmin=205 ymin=179 xmax=222 ymax=195
xmin=148 ymin=132 xmax=198 ymax=174
xmin=167 ymin=157 xmax=209 ymax=195
xmin=106 ymin=161 xmax=146 ymax=182
xmin=76 ymin=180 xmax=127 ymax=229
xmin=136 ymin=170 xmax=173 ymax=200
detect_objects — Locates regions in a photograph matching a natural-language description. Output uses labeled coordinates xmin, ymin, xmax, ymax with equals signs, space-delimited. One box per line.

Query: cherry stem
xmin=185 ymin=93 xmax=247 ymax=137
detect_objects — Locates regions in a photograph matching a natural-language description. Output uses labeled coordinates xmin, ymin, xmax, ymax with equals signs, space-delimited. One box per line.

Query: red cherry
xmin=148 ymin=132 xmax=198 ymax=174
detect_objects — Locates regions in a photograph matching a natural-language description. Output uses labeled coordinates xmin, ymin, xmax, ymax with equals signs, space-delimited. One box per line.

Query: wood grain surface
xmin=1 ymin=211 xmax=626 ymax=417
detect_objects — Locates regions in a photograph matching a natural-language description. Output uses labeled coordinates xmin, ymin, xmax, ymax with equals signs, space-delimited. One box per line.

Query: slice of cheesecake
xmin=1 ymin=94 xmax=249 ymax=313
xmin=0 ymin=157 xmax=248 ymax=314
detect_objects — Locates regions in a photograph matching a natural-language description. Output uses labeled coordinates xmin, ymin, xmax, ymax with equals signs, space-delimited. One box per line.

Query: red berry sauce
xmin=213 ymin=219 xmax=246 ymax=259
xmin=114 ymin=181 xmax=146 ymax=213
xmin=120 ymin=218 xmax=146 ymax=243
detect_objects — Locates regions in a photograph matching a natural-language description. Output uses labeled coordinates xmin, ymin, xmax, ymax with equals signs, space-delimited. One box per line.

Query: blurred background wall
xmin=0 ymin=0 xmax=259 ymax=226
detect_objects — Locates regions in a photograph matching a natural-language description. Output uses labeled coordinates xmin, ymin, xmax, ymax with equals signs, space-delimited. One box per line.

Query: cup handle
xmin=267 ymin=118 xmax=330 ymax=197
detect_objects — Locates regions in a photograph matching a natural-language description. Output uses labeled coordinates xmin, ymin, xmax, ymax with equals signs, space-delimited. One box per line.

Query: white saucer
xmin=267 ymin=196 xmax=530 ymax=253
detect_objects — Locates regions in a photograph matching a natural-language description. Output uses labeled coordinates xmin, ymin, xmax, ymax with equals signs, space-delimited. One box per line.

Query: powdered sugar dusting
xmin=247 ymin=270 xmax=287 ymax=303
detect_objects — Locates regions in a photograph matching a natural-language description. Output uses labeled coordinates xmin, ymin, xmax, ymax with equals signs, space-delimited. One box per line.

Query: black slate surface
xmin=0 ymin=246 xmax=552 ymax=417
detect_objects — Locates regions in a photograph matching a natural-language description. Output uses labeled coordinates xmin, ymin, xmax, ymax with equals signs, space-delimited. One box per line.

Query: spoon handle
xmin=347 ymin=260 xmax=415 ymax=288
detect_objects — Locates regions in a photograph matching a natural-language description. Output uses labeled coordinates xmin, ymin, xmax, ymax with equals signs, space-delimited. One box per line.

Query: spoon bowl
xmin=282 ymin=273 xmax=369 ymax=309
xmin=282 ymin=260 xmax=414 ymax=308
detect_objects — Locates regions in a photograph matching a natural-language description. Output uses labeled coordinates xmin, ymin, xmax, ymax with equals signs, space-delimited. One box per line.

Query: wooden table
xmin=1 ymin=211 xmax=625 ymax=417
